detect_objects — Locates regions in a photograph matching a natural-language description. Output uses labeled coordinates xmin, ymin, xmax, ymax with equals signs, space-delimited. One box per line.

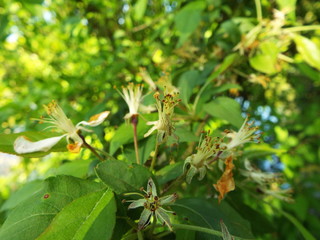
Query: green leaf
xmin=294 ymin=35 xmax=320 ymax=70
xmin=194 ymin=54 xmax=239 ymax=114
xmin=36 ymin=189 xmax=116 ymax=240
xmin=243 ymin=143 xmax=286 ymax=158
xmin=281 ymin=210 xmax=316 ymax=240
xmin=0 ymin=180 xmax=43 ymax=212
xmin=178 ymin=70 xmax=202 ymax=106
xmin=95 ymin=160 xmax=151 ymax=194
xmin=19 ymin=0 xmax=44 ymax=4
xmin=174 ymin=1 xmax=206 ymax=46
xmin=44 ymin=160 xmax=91 ymax=178
xmin=204 ymin=97 xmax=243 ymax=128
xmin=133 ymin=0 xmax=148 ymax=20
xmin=172 ymin=198 xmax=254 ymax=239
xmin=206 ymin=54 xmax=238 ymax=83
xmin=156 ymin=161 xmax=184 ymax=185
xmin=249 ymin=41 xmax=279 ymax=74
xmin=0 ymin=176 xmax=104 ymax=240
xmin=175 ymin=126 xmax=198 ymax=143
xmin=0 ymin=14 xmax=9 ymax=39
xmin=0 ymin=131 xmax=67 ymax=158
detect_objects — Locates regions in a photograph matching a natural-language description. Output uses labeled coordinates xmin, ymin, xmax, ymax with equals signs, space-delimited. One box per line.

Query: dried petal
xmin=213 ymin=156 xmax=235 ymax=203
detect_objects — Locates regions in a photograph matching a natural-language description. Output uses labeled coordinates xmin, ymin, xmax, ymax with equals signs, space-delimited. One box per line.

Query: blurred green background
xmin=0 ymin=0 xmax=319 ymax=239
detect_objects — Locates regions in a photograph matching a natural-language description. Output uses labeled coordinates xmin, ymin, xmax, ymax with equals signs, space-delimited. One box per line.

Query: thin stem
xmin=132 ymin=115 xmax=140 ymax=164
xmin=172 ymin=224 xmax=253 ymax=240
xmin=278 ymin=53 xmax=294 ymax=63
xmin=137 ymin=231 xmax=144 ymax=240
xmin=173 ymin=224 xmax=222 ymax=237
xmin=150 ymin=142 xmax=159 ymax=171
xmin=93 ymin=147 xmax=117 ymax=161
xmin=284 ymin=25 xmax=320 ymax=32
xmin=207 ymin=150 xmax=223 ymax=165
xmin=254 ymin=0 xmax=262 ymax=22
xmin=79 ymin=134 xmax=105 ymax=161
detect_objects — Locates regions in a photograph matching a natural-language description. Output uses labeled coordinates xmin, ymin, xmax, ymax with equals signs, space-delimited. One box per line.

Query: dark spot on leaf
xmin=43 ymin=193 xmax=50 ymax=199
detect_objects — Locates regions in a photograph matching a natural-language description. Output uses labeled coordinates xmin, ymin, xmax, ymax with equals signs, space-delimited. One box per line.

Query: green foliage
xmin=95 ymin=160 xmax=151 ymax=194
xmin=0 ymin=0 xmax=319 ymax=239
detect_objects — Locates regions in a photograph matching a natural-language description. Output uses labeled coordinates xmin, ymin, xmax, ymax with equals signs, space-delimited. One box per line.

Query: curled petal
xmin=213 ymin=156 xmax=235 ymax=203
xmin=128 ymin=199 xmax=146 ymax=209
xmin=77 ymin=111 xmax=110 ymax=127
xmin=144 ymin=125 xmax=158 ymax=138
xmin=14 ymin=135 xmax=65 ymax=154
xmin=159 ymin=193 xmax=178 ymax=205
xmin=147 ymin=178 xmax=157 ymax=196
xmin=155 ymin=208 xmax=173 ymax=231
xmin=198 ymin=166 xmax=207 ymax=181
xmin=186 ymin=165 xmax=198 ymax=184
xmin=138 ymin=208 xmax=152 ymax=230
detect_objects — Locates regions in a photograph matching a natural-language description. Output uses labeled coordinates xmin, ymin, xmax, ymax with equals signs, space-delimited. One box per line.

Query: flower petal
xmin=155 ymin=208 xmax=173 ymax=231
xmin=138 ymin=208 xmax=152 ymax=230
xmin=213 ymin=156 xmax=235 ymax=203
xmin=147 ymin=178 xmax=157 ymax=196
xmin=159 ymin=193 xmax=177 ymax=205
xmin=77 ymin=111 xmax=110 ymax=127
xmin=128 ymin=199 xmax=146 ymax=209
xmin=144 ymin=125 xmax=158 ymax=138
xmin=14 ymin=135 xmax=65 ymax=154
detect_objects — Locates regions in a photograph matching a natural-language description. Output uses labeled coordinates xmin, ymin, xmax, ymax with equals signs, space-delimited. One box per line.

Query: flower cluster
xmin=224 ymin=117 xmax=260 ymax=150
xmin=144 ymin=89 xmax=180 ymax=144
xmin=183 ymin=117 xmax=260 ymax=201
xmin=183 ymin=131 xmax=225 ymax=184
xmin=124 ymin=178 xmax=177 ymax=230
xmin=14 ymin=100 xmax=109 ymax=154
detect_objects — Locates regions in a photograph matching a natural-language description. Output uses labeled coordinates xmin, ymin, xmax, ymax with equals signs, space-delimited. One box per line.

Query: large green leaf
xmin=294 ymin=35 xmax=320 ymax=70
xmin=0 ymin=131 xmax=67 ymax=158
xmin=156 ymin=161 xmax=184 ymax=185
xmin=249 ymin=41 xmax=279 ymax=74
xmin=0 ymin=180 xmax=43 ymax=212
xmin=172 ymin=198 xmax=254 ymax=240
xmin=194 ymin=54 xmax=239 ymax=114
xmin=95 ymin=160 xmax=151 ymax=194
xmin=44 ymin=160 xmax=91 ymax=178
xmin=174 ymin=1 xmax=206 ymax=46
xmin=178 ymin=70 xmax=203 ymax=106
xmin=204 ymin=97 xmax=243 ymax=128
xmin=133 ymin=0 xmax=148 ymax=20
xmin=36 ymin=189 xmax=116 ymax=240
xmin=0 ymin=176 xmax=104 ymax=240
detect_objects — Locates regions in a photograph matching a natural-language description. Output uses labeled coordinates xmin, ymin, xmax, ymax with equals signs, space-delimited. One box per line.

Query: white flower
xmin=14 ymin=100 xmax=109 ymax=154
xmin=124 ymin=178 xmax=177 ymax=230
xmin=184 ymin=132 xmax=225 ymax=183
xmin=144 ymin=90 xmax=180 ymax=144
xmin=224 ymin=117 xmax=260 ymax=150
xmin=116 ymin=83 xmax=144 ymax=120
